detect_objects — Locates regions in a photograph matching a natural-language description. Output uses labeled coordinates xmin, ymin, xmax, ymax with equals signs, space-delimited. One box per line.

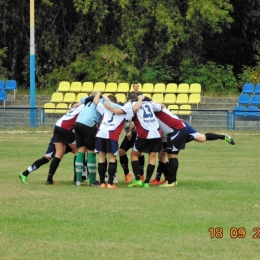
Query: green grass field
xmin=0 ymin=131 xmax=260 ymax=259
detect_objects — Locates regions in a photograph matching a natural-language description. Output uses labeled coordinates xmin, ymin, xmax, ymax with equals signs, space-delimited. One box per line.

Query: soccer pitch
xmin=0 ymin=131 xmax=259 ymax=259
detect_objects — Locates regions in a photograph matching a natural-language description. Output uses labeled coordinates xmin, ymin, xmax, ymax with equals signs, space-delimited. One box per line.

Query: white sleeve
xmin=96 ymin=102 xmax=105 ymax=115
xmin=150 ymin=101 xmax=162 ymax=112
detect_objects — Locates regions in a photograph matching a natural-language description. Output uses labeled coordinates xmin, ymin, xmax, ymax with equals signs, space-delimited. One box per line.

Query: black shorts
xmin=45 ymin=142 xmax=72 ymax=158
xmin=166 ymin=128 xmax=188 ymax=154
xmin=161 ymin=142 xmax=167 ymax=152
xmin=74 ymin=122 xmax=97 ymax=150
xmin=95 ymin=137 xmax=119 ymax=156
xmin=52 ymin=126 xmax=75 ymax=144
xmin=133 ymin=138 xmax=162 ymax=153
xmin=119 ymin=134 xmax=136 ymax=151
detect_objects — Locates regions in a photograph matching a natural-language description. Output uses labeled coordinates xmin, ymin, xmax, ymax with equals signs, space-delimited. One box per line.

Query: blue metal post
xmin=30 ymin=0 xmax=36 ymax=126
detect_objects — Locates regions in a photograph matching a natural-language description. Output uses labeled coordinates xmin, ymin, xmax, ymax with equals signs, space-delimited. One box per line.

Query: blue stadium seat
xmin=242 ymin=83 xmax=254 ymax=95
xmin=246 ymin=106 xmax=259 ymax=117
xmin=234 ymin=105 xmax=246 ymax=116
xmin=255 ymin=84 xmax=260 ymax=95
xmin=250 ymin=95 xmax=260 ymax=106
xmin=0 ymin=90 xmax=7 ymax=108
xmin=237 ymin=94 xmax=250 ymax=105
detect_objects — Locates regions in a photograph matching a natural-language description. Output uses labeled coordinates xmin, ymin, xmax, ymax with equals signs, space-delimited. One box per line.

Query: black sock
xmin=144 ymin=164 xmax=155 ymax=183
xmin=205 ymin=133 xmax=225 ymax=141
xmin=47 ymin=157 xmax=61 ymax=182
xmin=163 ymin=162 xmax=169 ymax=180
xmin=120 ymin=154 xmax=129 ymax=175
xmin=139 ymin=155 xmax=145 ymax=175
xmin=108 ymin=162 xmax=116 ymax=185
xmin=131 ymin=160 xmax=141 ymax=180
xmin=155 ymin=161 xmax=166 ymax=181
xmin=168 ymin=158 xmax=179 ymax=184
xmin=98 ymin=162 xmax=107 ymax=184
xmin=114 ymin=160 xmax=117 ymax=177
xmin=23 ymin=156 xmax=49 ymax=177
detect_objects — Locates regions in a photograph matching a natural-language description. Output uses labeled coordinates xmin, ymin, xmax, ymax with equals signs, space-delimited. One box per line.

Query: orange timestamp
xmin=208 ymin=227 xmax=260 ymax=239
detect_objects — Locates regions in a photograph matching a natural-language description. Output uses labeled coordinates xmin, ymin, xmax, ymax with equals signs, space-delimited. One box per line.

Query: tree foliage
xmin=0 ymin=0 xmax=258 ymax=94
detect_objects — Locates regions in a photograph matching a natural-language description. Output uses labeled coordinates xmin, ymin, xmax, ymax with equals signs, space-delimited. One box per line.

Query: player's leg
xmin=107 ymin=153 xmax=117 ymax=188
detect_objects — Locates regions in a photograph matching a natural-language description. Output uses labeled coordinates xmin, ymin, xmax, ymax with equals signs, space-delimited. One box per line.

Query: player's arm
xmin=93 ymin=92 xmax=101 ymax=105
xmin=133 ymin=95 xmax=144 ymax=112
xmin=104 ymin=101 xmax=125 ymax=114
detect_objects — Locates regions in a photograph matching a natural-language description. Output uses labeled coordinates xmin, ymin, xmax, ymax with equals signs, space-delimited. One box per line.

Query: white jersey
xmin=55 ymin=104 xmax=84 ymax=131
xmin=124 ymin=100 xmax=162 ymax=139
xmin=96 ymin=102 xmax=132 ymax=142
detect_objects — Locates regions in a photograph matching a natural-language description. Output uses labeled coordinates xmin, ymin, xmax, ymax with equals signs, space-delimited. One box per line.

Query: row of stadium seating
xmin=241 ymin=83 xmax=260 ymax=95
xmin=44 ymin=102 xmax=192 ymax=116
xmin=234 ymin=105 xmax=260 ymax=117
xmin=0 ymin=79 xmax=18 ymax=101
xmin=237 ymin=94 xmax=260 ymax=106
xmin=56 ymin=81 xmax=202 ymax=94
xmin=49 ymin=92 xmax=201 ymax=107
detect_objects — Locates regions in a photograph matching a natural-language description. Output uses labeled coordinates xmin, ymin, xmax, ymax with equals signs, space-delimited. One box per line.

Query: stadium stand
xmin=177 ymin=83 xmax=189 ymax=93
xmin=189 ymin=83 xmax=201 ymax=93
xmin=43 ymin=102 xmax=55 ymax=113
xmin=57 ymin=81 xmax=70 ymax=92
xmin=94 ymin=82 xmax=106 ymax=92
xmin=81 ymin=82 xmax=94 ymax=93
xmin=176 ymin=93 xmax=189 ymax=105
xmin=117 ymin=83 xmax=129 ymax=93
xmin=54 ymin=103 xmax=68 ymax=114
xmin=0 ymin=90 xmax=7 ymax=108
xmin=152 ymin=93 xmax=164 ymax=103
xmin=105 ymin=82 xmax=117 ymax=93
xmin=242 ymin=83 xmax=254 ymax=95
xmin=5 ymin=79 xmax=17 ymax=99
xmin=237 ymin=94 xmax=250 ymax=106
xmin=69 ymin=81 xmax=82 ymax=92
xmin=153 ymin=83 xmax=165 ymax=93
xmin=50 ymin=92 xmax=63 ymax=103
xmin=165 ymin=83 xmax=177 ymax=93
xmin=63 ymin=92 xmax=76 ymax=103
xmin=167 ymin=104 xmax=179 ymax=114
xmin=163 ymin=93 xmax=176 ymax=104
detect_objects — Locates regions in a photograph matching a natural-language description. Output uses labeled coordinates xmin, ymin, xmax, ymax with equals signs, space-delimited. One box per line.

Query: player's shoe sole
xmin=128 ymin=180 xmax=143 ymax=188
xmin=159 ymin=182 xmax=175 ymax=188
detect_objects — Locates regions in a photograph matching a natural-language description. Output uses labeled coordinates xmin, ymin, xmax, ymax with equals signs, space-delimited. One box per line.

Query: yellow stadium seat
xmin=142 ymin=83 xmax=154 ymax=93
xmin=115 ymin=93 xmax=126 ymax=103
xmin=143 ymin=93 xmax=152 ymax=99
xmin=94 ymin=82 xmax=106 ymax=92
xmin=63 ymin=92 xmax=76 ymax=103
xmin=81 ymin=82 xmax=94 ymax=93
xmin=188 ymin=93 xmax=201 ymax=108
xmin=43 ymin=102 xmax=55 ymax=113
xmin=50 ymin=92 xmax=64 ymax=103
xmin=163 ymin=94 xmax=176 ymax=104
xmin=189 ymin=83 xmax=201 ymax=93
xmin=69 ymin=81 xmax=82 ymax=92
xmin=54 ymin=103 xmax=68 ymax=114
xmin=179 ymin=104 xmax=192 ymax=123
xmin=176 ymin=93 xmax=189 ymax=105
xmin=177 ymin=83 xmax=189 ymax=93
xmin=168 ymin=104 xmax=179 ymax=115
xmin=165 ymin=83 xmax=177 ymax=93
xmin=153 ymin=83 xmax=166 ymax=93
xmin=57 ymin=81 xmax=70 ymax=92
xmin=105 ymin=82 xmax=117 ymax=93
xmin=152 ymin=93 xmax=164 ymax=103
xmin=76 ymin=93 xmax=88 ymax=102
xmin=117 ymin=82 xmax=129 ymax=93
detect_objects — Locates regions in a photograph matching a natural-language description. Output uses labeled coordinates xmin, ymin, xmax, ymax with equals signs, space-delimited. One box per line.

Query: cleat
xmin=150 ymin=179 xmax=160 ymax=185
xmin=125 ymin=172 xmax=132 ymax=183
xmin=19 ymin=173 xmax=28 ymax=184
xmin=45 ymin=180 xmax=59 ymax=185
xmin=159 ymin=182 xmax=175 ymax=188
xmin=88 ymin=180 xmax=100 ymax=186
xmin=107 ymin=184 xmax=117 ymax=189
xmin=128 ymin=180 xmax=143 ymax=188
xmin=83 ymin=179 xmax=89 ymax=184
xmin=158 ymin=179 xmax=167 ymax=185
xmin=100 ymin=183 xmax=107 ymax=188
xmin=225 ymin=135 xmax=235 ymax=145
xmin=175 ymin=181 xmax=178 ymax=186
xmin=140 ymin=175 xmax=145 ymax=182
xmin=143 ymin=183 xmax=150 ymax=188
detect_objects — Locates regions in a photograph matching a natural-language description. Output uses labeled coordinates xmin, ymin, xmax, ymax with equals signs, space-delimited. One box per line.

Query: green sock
xmin=87 ymin=153 xmax=96 ymax=183
xmin=75 ymin=152 xmax=84 ymax=182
